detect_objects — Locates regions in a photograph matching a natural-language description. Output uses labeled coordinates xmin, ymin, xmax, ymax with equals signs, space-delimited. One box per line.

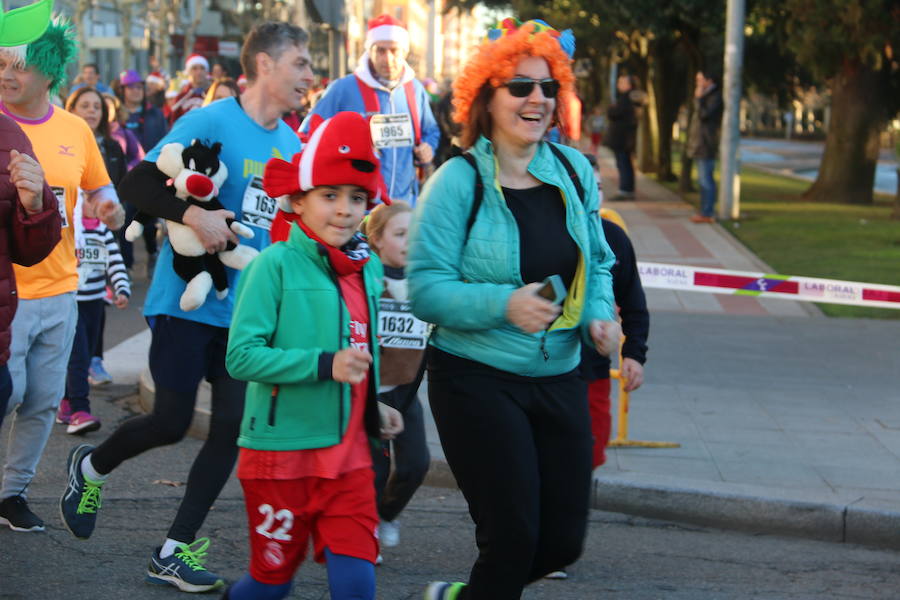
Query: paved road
xmin=3 ymin=388 xmax=900 ymax=599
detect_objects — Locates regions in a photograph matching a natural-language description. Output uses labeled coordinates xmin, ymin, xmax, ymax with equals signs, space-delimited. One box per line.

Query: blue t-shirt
xmin=143 ymin=97 xmax=302 ymax=327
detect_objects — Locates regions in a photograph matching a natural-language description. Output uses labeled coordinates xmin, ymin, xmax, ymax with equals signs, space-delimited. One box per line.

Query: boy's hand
xmin=378 ymin=402 xmax=404 ymax=440
xmin=114 ymin=294 xmax=129 ymax=309
xmin=332 ymin=347 xmax=372 ymax=384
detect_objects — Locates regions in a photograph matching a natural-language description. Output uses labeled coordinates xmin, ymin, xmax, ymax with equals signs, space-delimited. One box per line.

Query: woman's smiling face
xmin=488 ymin=56 xmax=556 ymax=150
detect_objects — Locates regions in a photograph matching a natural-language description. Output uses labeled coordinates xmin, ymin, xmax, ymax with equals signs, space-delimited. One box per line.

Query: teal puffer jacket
xmin=407 ymin=136 xmax=616 ymax=377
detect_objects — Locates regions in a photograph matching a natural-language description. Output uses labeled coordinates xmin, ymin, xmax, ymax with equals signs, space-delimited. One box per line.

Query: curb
xmin=137 ymin=371 xmax=900 ymax=551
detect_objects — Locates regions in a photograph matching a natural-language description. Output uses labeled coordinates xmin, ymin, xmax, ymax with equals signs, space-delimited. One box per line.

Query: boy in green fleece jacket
xmin=224 ymin=111 xmax=403 ymax=600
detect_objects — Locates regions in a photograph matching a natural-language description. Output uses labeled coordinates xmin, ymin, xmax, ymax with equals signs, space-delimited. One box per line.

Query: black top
xmin=580 ymin=218 xmax=649 ymax=381
xmin=502 ymin=183 xmax=579 ymax=292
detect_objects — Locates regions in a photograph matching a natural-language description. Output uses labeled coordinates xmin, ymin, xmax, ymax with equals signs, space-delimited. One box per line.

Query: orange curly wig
xmin=452 ymin=22 xmax=576 ymax=148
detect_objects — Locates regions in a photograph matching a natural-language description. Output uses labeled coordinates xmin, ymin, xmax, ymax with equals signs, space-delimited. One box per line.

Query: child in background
xmin=223 ymin=111 xmax=403 ymax=600
xmin=360 ymin=201 xmax=430 ymax=557
xmin=57 ymin=199 xmax=131 ymax=434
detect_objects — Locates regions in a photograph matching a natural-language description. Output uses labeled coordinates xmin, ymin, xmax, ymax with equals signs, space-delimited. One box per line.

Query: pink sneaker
xmin=67 ymin=411 xmax=101 ymax=435
xmin=56 ymin=398 xmax=72 ymax=424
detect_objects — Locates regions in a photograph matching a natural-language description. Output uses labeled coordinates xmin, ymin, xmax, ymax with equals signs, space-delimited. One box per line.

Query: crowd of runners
xmin=1 ymin=5 xmax=650 ymax=599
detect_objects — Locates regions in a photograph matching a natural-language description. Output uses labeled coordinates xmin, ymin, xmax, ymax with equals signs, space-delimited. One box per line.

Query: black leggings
xmin=427 ymin=348 xmax=592 ymax=600
xmin=90 ymin=316 xmax=245 ymax=542
xmin=372 ymin=363 xmax=430 ymax=522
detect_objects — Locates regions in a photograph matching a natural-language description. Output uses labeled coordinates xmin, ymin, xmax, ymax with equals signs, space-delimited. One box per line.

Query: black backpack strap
xmin=459 ymin=152 xmax=483 ymax=243
xmin=547 ymin=142 xmax=585 ymax=205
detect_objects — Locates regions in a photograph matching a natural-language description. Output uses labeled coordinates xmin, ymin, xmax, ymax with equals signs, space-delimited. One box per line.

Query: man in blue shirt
xmin=70 ymin=63 xmax=113 ymax=95
xmin=59 ymin=22 xmax=311 ymax=593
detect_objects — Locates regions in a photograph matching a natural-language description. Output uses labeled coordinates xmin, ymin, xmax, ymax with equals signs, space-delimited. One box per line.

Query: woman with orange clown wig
xmin=407 ymin=18 xmax=620 ymax=600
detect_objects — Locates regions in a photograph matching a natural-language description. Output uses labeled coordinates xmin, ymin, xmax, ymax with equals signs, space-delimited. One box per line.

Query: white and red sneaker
xmin=56 ymin=398 xmax=73 ymax=424
xmin=67 ymin=411 xmax=101 ymax=435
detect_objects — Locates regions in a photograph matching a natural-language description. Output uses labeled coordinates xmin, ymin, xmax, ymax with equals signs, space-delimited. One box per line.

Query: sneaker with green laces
xmin=146 ymin=538 xmax=226 ymax=593
xmin=60 ymin=444 xmax=104 ymax=539
xmin=424 ymin=581 xmax=467 ymax=599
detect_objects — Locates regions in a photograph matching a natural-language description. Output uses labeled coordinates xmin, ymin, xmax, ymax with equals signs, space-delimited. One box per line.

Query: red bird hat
xmin=263 ymin=111 xmax=388 ymax=209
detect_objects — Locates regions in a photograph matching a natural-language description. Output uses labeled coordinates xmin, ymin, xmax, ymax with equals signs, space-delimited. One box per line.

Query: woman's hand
xmin=378 ymin=403 xmax=404 ymax=440
xmin=332 ymin=347 xmax=372 ymax=384
xmin=589 ymin=319 xmax=622 ymax=357
xmin=506 ymin=282 xmax=561 ymax=333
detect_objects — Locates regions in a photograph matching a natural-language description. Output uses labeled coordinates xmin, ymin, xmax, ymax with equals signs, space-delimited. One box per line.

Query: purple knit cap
xmin=119 ymin=69 xmax=142 ymax=86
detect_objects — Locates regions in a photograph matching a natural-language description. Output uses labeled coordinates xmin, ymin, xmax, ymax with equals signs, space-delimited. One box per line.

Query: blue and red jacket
xmin=299 ymin=54 xmax=440 ymax=206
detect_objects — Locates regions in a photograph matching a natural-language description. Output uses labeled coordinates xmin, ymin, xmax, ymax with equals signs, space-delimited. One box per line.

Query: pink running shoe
xmin=56 ymin=398 xmax=73 ymax=425
xmin=67 ymin=411 xmax=101 ymax=435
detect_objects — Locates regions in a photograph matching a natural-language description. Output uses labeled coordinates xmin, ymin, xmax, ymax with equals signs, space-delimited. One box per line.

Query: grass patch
xmin=659 ymin=153 xmax=900 ymax=319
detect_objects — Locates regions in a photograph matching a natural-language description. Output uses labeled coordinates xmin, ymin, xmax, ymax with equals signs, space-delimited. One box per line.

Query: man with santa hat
xmin=299 ymin=14 xmax=440 ymax=206
xmin=169 ymin=53 xmax=210 ymax=124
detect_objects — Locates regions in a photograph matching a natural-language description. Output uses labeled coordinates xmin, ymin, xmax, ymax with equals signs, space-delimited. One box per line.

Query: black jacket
xmin=604 ymin=93 xmax=637 ymax=154
xmin=688 ymin=85 xmax=723 ymax=160
xmin=580 ymin=219 xmax=649 ymax=381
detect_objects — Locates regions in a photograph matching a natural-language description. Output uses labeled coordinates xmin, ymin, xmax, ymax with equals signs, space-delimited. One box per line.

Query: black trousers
xmin=90 ymin=316 xmax=245 ymax=542
xmin=372 ymin=364 xmax=430 ymax=522
xmin=427 ymin=348 xmax=592 ymax=600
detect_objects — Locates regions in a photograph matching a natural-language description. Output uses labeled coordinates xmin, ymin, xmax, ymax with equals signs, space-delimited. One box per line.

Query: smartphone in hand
xmin=536 ymin=274 xmax=566 ymax=305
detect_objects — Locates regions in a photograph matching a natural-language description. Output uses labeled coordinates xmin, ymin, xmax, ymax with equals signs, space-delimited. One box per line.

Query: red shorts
xmin=240 ymin=467 xmax=379 ymax=584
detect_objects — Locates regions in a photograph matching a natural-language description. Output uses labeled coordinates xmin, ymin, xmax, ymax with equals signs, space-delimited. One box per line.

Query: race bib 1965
xmin=378 ymin=299 xmax=428 ymax=349
xmin=370 ymin=113 xmax=414 ymax=149
xmin=241 ymin=176 xmax=278 ymax=231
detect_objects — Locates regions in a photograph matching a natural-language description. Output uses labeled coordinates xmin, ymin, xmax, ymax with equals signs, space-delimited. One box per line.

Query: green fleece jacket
xmin=407 ymin=137 xmax=616 ymax=377
xmin=226 ymin=224 xmax=384 ymax=451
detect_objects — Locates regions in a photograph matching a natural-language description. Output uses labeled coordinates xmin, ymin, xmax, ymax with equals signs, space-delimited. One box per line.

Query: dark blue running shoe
xmin=146 ymin=538 xmax=226 ymax=593
xmin=60 ymin=444 xmax=103 ymax=539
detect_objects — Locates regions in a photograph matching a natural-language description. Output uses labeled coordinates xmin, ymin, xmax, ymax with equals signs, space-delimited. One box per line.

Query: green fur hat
xmin=7 ymin=17 xmax=77 ymax=96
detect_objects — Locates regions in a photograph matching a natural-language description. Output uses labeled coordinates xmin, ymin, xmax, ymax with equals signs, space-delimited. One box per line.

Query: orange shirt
xmin=2 ymin=104 xmax=111 ymax=299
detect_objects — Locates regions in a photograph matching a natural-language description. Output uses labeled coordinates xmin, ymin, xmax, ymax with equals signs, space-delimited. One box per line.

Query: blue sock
xmin=325 ymin=548 xmax=375 ymax=600
xmin=228 ymin=573 xmax=291 ymax=600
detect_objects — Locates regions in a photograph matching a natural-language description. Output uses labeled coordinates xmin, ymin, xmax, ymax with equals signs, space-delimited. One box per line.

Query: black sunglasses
xmin=501 ymin=77 xmax=560 ymax=99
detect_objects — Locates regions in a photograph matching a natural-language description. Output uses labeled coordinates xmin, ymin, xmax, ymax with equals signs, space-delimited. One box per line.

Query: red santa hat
xmin=184 ymin=53 xmax=209 ymax=71
xmin=365 ymin=14 xmax=409 ymax=52
xmin=263 ymin=111 xmax=388 ymax=209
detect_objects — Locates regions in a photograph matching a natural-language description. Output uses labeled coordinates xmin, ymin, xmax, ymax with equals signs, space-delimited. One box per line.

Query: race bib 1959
xmin=241 ymin=176 xmax=278 ymax=231
xmin=76 ymin=237 xmax=108 ymax=287
xmin=51 ymin=186 xmax=68 ymax=228
xmin=370 ymin=113 xmax=414 ymax=149
xmin=378 ymin=299 xmax=428 ymax=349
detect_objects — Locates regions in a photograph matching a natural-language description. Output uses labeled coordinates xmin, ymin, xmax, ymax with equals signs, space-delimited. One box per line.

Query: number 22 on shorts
xmin=255 ymin=503 xmax=294 ymax=541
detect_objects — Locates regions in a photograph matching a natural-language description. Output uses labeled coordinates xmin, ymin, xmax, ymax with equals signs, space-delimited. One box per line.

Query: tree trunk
xmin=75 ymin=0 xmax=93 ymax=67
xmin=892 ymin=168 xmax=900 ymax=219
xmin=801 ymin=61 xmax=887 ymax=204
xmin=183 ymin=0 xmax=204 ymax=62
xmin=652 ymin=39 xmax=681 ymax=182
xmin=632 ymin=47 xmax=658 ymax=175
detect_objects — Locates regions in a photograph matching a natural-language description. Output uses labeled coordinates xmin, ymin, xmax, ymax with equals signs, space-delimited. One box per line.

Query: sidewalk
xmin=123 ymin=149 xmax=900 ymax=550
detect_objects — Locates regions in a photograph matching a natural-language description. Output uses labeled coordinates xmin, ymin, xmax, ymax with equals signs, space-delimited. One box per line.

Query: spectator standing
xmin=688 ymin=70 xmax=724 ymax=223
xmin=605 ymin=73 xmax=642 ymax=201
